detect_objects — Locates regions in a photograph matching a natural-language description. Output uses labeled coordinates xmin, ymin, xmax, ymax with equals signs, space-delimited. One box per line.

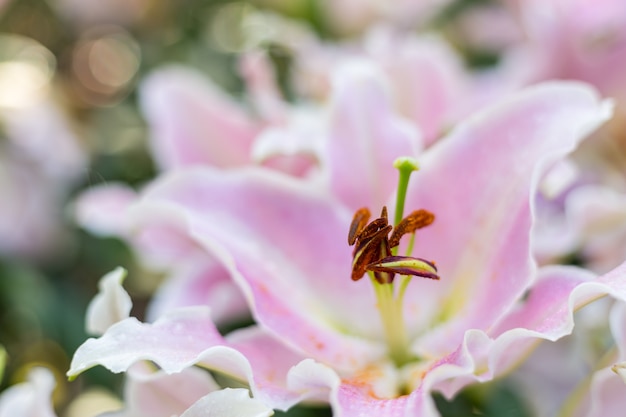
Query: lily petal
xmin=68 ymin=307 xmax=225 ymax=378
xmin=86 ymin=267 xmax=132 ymax=335
xmin=325 ymin=60 xmax=422 ymax=210
xmin=403 ymin=82 xmax=612 ymax=355
xmin=365 ymin=30 xmax=470 ymax=145
xmin=180 ymin=388 xmax=273 ymax=417
xmin=0 ymin=367 xmax=57 ymax=417
xmin=112 ymin=363 xmax=220 ymax=417
xmin=139 ymin=66 xmax=259 ymax=170
xmin=73 ymin=183 xmax=137 ymax=238
xmin=133 ymin=167 xmax=386 ymax=370
xmin=69 ymin=307 xmax=321 ymax=410
xmin=426 ymin=262 xmax=626 ymax=402
xmin=146 ymin=258 xmax=249 ymax=325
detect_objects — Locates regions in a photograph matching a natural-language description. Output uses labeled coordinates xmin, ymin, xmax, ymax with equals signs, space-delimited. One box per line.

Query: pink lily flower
xmin=68 ymin=82 xmax=626 ymax=416
xmin=74 ymin=60 xmax=420 ymax=324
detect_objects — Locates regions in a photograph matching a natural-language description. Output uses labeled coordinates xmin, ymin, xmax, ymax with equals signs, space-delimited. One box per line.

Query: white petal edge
xmin=180 ymin=388 xmax=273 ymax=417
xmin=86 ymin=267 xmax=132 ymax=335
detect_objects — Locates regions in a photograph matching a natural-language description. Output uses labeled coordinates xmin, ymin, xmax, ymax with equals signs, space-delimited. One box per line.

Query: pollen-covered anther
xmin=367 ymin=256 xmax=439 ymax=280
xmin=348 ymin=207 xmax=371 ymax=245
xmin=389 ymin=209 xmax=435 ymax=248
xmin=351 ymin=225 xmax=392 ymax=281
xmin=349 ymin=206 xmax=437 ymax=283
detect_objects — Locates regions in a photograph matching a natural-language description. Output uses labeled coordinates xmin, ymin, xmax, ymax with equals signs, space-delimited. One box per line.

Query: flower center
xmin=348 ymin=157 xmax=439 ymax=367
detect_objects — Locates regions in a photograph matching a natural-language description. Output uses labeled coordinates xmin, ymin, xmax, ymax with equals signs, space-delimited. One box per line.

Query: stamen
xmin=348 ymin=207 xmax=371 ymax=245
xmin=380 ymin=206 xmax=388 ymax=221
xmin=356 ymin=217 xmax=389 ymax=244
xmin=373 ymin=233 xmax=394 ymax=284
xmin=351 ymin=225 xmax=392 ymax=281
xmin=389 ymin=209 xmax=435 ymax=248
xmin=346 ymin=157 xmax=440 ymax=367
xmin=367 ymin=256 xmax=439 ymax=280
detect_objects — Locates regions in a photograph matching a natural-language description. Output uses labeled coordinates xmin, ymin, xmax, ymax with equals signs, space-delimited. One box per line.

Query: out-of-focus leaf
xmin=434 ymin=380 xmax=532 ymax=417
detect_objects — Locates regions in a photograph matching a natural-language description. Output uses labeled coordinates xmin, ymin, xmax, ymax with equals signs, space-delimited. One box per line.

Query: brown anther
xmin=380 ymin=206 xmax=388 ymax=221
xmin=367 ymin=256 xmax=439 ymax=280
xmin=355 ymin=217 xmax=388 ymax=247
xmin=348 ymin=206 xmax=437 ymax=284
xmin=351 ymin=225 xmax=392 ymax=281
xmin=389 ymin=209 xmax=435 ymax=248
xmin=348 ymin=207 xmax=371 ymax=245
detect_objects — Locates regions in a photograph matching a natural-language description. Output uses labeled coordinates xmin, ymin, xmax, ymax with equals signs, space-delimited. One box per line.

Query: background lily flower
xmin=0 ymin=367 xmax=57 ymax=417
xmin=0 ymin=35 xmax=87 ymax=261
xmin=511 ymin=299 xmax=626 ymax=417
xmin=68 ymin=82 xmax=622 ymax=416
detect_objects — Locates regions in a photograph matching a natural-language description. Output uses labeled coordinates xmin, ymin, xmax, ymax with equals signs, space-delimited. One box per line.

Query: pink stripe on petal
xmin=404 ymin=82 xmax=612 ymax=354
xmin=136 ymin=167 xmax=387 ymax=371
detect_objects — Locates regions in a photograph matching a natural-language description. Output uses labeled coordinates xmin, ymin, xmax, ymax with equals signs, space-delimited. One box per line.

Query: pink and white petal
xmin=0 ymin=367 xmax=57 ymax=417
xmin=127 ymin=204 xmax=204 ymax=270
xmin=73 ymin=183 xmax=137 ymax=238
xmin=405 ymin=82 xmax=612 ymax=355
xmin=180 ymin=388 xmax=273 ymax=417
xmin=583 ymin=367 xmax=626 ymax=417
xmin=365 ymin=30 xmax=469 ymax=145
xmin=225 ymin=327 xmax=321 ymax=408
xmin=134 ymin=167 xmax=386 ymax=371
xmin=146 ymin=258 xmax=249 ymax=325
xmin=251 ymin=109 xmax=324 ymax=178
xmin=117 ymin=363 xmax=220 ymax=417
xmin=577 ymin=302 xmax=626 ymax=417
xmin=238 ymin=50 xmax=286 ymax=124
xmin=86 ymin=267 xmax=132 ymax=335
xmin=285 ymin=333 xmax=499 ymax=417
xmin=139 ymin=66 xmax=259 ymax=170
xmin=330 ymin=331 xmax=496 ymax=417
xmin=565 ymin=185 xmax=626 ymax=273
xmin=73 ymin=182 xmax=204 ymax=271
xmin=332 ymin=384 xmax=429 ymax=417
xmin=477 ymin=266 xmax=597 ymax=378
xmin=69 ymin=308 xmax=320 ymax=411
xmin=509 ymin=337 xmax=590 ymax=417
xmin=610 ymin=302 xmax=626 ymax=359
xmin=455 ymin=262 xmax=626 ymax=384
xmin=489 ymin=266 xmax=597 ymax=340
xmin=325 ymin=60 xmax=422 ymax=210
xmin=285 ymin=359 xmax=440 ymax=417
xmin=68 ymin=307 xmax=225 ymax=377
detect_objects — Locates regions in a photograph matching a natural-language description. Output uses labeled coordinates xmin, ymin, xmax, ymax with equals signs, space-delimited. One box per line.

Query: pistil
xmin=392 ymin=157 xmax=420 ymax=228
xmin=348 ymin=157 xmax=439 ymax=367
